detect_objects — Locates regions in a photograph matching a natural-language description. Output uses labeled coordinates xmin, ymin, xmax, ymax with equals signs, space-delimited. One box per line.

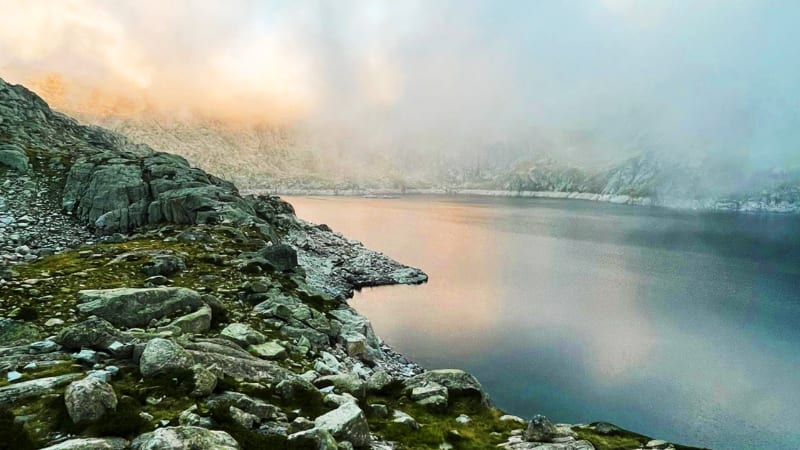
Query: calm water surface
xmin=285 ymin=195 xmax=800 ymax=450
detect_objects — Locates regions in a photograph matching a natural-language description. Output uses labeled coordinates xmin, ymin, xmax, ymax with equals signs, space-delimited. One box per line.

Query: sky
xmin=0 ymin=0 xmax=799 ymax=168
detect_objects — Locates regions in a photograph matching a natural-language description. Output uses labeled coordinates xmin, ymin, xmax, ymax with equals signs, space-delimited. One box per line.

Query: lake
xmin=284 ymin=195 xmax=800 ymax=450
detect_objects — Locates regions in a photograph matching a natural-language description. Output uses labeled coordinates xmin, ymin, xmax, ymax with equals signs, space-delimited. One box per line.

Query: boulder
xmin=524 ymin=415 xmax=558 ymax=443
xmin=262 ymin=244 xmax=298 ymax=271
xmin=140 ymin=254 xmax=186 ymax=277
xmin=131 ymin=426 xmax=240 ymax=450
xmin=392 ymin=410 xmax=419 ymax=430
xmin=169 ymin=306 xmax=212 ymax=335
xmin=314 ymin=374 xmax=366 ymax=399
xmin=190 ymin=364 xmax=217 ymax=397
xmin=55 ymin=316 xmax=132 ymax=353
xmin=314 ymin=402 xmax=371 ymax=447
xmin=248 ymin=341 xmax=287 ymax=360
xmin=77 ymin=287 xmax=206 ymax=328
xmin=64 ymin=376 xmax=118 ymax=424
xmin=403 ymin=369 xmax=489 ymax=406
xmin=139 ymin=338 xmax=194 ymax=378
xmin=0 ymin=144 xmax=29 ymax=171
xmin=40 ymin=438 xmax=130 ymax=450
xmin=287 ymin=428 xmax=338 ymax=449
xmin=220 ymin=323 xmax=266 ymax=347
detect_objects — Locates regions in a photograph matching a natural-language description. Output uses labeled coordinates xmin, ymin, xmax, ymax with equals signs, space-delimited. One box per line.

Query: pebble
xmin=6 ymin=371 xmax=22 ymax=382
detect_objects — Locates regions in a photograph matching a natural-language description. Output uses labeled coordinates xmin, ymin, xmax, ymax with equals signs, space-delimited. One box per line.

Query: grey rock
xmin=220 ymin=323 xmax=266 ymax=347
xmin=77 ymin=287 xmax=206 ymax=328
xmin=55 ymin=316 xmax=132 ymax=352
xmin=139 ymin=338 xmax=194 ymax=377
xmin=392 ymin=410 xmax=419 ymax=430
xmin=524 ymin=415 xmax=558 ymax=443
xmin=169 ymin=306 xmax=212 ymax=335
xmin=0 ymin=144 xmax=29 ymax=171
xmin=289 ymin=416 xmax=315 ymax=434
xmin=247 ymin=341 xmax=287 ymax=360
xmin=191 ymin=364 xmax=217 ymax=397
xmin=40 ymin=437 xmax=130 ymax=450
xmin=366 ymin=370 xmax=394 ymax=393
xmin=131 ymin=426 xmax=240 ymax=450
xmin=140 ymin=253 xmax=186 ymax=277
xmin=314 ymin=402 xmax=371 ymax=447
xmin=229 ymin=405 xmax=259 ymax=429
xmin=404 ymin=369 xmax=490 ymax=406
xmin=287 ymin=427 xmax=338 ymax=449
xmin=314 ymin=374 xmax=366 ymax=399
xmin=64 ymin=376 xmax=118 ymax=424
xmin=262 ymin=243 xmax=298 ymax=271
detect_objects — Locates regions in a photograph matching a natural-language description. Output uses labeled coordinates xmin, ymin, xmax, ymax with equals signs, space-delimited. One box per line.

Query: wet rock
xmin=314 ymin=402 xmax=371 ymax=447
xmin=139 ymin=338 xmax=194 ymax=377
xmin=77 ymin=287 xmax=207 ymax=328
xmin=64 ymin=376 xmax=118 ymax=424
xmin=131 ymin=426 xmax=240 ymax=450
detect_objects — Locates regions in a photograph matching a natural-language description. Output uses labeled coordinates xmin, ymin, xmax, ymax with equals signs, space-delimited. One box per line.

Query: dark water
xmin=286 ymin=195 xmax=800 ymax=450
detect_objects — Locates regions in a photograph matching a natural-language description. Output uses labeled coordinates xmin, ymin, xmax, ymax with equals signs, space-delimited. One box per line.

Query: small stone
xmin=71 ymin=348 xmax=99 ymax=365
xmin=7 ymin=371 xmax=22 ymax=382
xmin=455 ymin=414 xmax=471 ymax=424
xmin=44 ymin=318 xmax=65 ymax=327
xmin=248 ymin=341 xmax=287 ymax=360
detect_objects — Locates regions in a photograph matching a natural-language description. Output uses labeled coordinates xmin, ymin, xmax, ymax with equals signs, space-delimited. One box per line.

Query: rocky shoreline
xmin=0 ymin=77 xmax=705 ymax=449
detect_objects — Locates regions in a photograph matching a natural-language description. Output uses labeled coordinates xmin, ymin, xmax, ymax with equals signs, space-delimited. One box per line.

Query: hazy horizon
xmin=1 ymin=0 xmax=799 ymax=171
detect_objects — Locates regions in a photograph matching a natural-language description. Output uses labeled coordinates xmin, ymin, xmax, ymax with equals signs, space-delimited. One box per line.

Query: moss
xmin=365 ymin=396 xmax=518 ymax=450
xmin=0 ymin=408 xmax=37 ymax=450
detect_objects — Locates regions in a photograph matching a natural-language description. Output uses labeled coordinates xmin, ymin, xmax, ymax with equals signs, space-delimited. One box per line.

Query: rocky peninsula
xmin=0 ymin=77 xmax=705 ymax=449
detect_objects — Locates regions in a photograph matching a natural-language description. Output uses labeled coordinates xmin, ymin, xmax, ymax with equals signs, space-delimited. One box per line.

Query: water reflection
xmin=285 ymin=195 xmax=800 ymax=450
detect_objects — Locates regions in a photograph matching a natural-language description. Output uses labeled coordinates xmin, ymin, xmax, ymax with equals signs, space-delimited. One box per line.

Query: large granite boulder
xmin=64 ymin=376 xmax=118 ymax=424
xmin=314 ymin=402 xmax=371 ymax=447
xmin=131 ymin=426 xmax=240 ymax=450
xmin=139 ymin=338 xmax=195 ymax=377
xmin=77 ymin=287 xmax=207 ymax=328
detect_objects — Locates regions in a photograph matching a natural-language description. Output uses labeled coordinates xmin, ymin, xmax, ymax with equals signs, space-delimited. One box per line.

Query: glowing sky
xmin=1 ymin=0 xmax=799 ymax=166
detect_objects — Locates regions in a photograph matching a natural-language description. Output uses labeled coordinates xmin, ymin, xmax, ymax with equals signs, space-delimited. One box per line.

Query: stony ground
xmin=0 ymin=76 xmax=706 ymax=449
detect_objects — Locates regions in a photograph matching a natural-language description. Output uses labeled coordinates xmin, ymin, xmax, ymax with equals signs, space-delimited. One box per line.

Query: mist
xmin=1 ymin=0 xmax=799 ymax=171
